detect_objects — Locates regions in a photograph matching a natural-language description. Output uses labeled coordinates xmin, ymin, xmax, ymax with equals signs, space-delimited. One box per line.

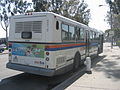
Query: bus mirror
xmin=21 ymin=32 xmax=32 ymax=39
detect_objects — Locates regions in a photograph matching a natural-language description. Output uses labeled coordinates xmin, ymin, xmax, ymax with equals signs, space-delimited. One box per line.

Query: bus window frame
xmin=69 ymin=25 xmax=75 ymax=41
xmin=61 ymin=22 xmax=76 ymax=42
xmin=76 ymin=27 xmax=85 ymax=42
xmin=61 ymin=23 xmax=69 ymax=41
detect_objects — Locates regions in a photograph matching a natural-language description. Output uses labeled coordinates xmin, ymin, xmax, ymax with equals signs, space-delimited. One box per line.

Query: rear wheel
xmin=73 ymin=52 xmax=81 ymax=71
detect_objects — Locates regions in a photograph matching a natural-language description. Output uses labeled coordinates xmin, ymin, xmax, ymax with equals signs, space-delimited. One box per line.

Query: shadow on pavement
xmin=93 ymin=55 xmax=120 ymax=81
xmin=0 ymin=70 xmax=77 ymax=90
xmin=52 ymin=55 xmax=106 ymax=90
xmin=0 ymin=55 xmax=106 ymax=90
xmin=0 ymin=73 xmax=49 ymax=90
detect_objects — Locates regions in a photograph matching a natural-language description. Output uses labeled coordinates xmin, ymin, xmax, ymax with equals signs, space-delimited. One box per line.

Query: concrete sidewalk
xmin=66 ymin=43 xmax=120 ymax=90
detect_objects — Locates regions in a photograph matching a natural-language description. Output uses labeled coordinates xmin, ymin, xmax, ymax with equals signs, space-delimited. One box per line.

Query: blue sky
xmin=0 ymin=0 xmax=110 ymax=38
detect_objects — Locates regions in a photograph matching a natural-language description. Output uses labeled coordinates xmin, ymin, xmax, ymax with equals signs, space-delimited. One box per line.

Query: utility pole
xmin=109 ymin=1 xmax=113 ymax=49
xmin=99 ymin=0 xmax=113 ymax=49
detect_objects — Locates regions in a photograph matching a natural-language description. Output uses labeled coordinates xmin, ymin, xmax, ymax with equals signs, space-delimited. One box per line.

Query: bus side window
xmin=96 ymin=33 xmax=99 ymax=40
xmin=94 ymin=32 xmax=96 ymax=40
xmin=76 ymin=28 xmax=80 ymax=40
xmin=62 ymin=24 xmax=69 ymax=41
xmin=69 ymin=26 xmax=75 ymax=40
xmin=56 ymin=21 xmax=59 ymax=30
xmin=80 ymin=28 xmax=84 ymax=40
xmin=90 ymin=31 xmax=93 ymax=40
xmin=76 ymin=28 xmax=85 ymax=41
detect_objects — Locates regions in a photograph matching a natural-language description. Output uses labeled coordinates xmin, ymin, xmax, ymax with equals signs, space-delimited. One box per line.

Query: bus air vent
xmin=15 ymin=21 xmax=42 ymax=33
xmin=56 ymin=57 xmax=65 ymax=65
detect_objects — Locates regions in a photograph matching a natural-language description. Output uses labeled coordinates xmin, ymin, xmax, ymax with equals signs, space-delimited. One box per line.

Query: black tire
xmin=73 ymin=52 xmax=81 ymax=71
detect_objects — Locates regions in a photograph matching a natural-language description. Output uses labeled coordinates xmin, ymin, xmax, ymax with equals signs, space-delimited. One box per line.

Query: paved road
xmin=0 ymin=54 xmax=21 ymax=80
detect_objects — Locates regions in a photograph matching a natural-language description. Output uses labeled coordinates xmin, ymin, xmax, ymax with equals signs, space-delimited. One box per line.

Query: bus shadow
xmin=0 ymin=55 xmax=106 ymax=90
xmin=0 ymin=73 xmax=51 ymax=90
xmin=52 ymin=55 xmax=106 ymax=90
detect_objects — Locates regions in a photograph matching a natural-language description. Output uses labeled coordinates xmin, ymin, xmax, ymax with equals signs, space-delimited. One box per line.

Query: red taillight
xmin=8 ymin=43 xmax=12 ymax=48
xmin=46 ymin=52 xmax=49 ymax=56
xmin=8 ymin=43 xmax=12 ymax=46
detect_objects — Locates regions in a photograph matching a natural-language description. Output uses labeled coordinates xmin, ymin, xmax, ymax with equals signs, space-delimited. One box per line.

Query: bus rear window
xmin=21 ymin=32 xmax=32 ymax=39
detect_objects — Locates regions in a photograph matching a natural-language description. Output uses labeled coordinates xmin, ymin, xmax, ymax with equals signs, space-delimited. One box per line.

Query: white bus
xmin=7 ymin=12 xmax=103 ymax=76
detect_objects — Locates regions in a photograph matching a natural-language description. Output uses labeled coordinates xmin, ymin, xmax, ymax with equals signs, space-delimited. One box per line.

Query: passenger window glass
xmin=76 ymin=28 xmax=80 ymax=40
xmin=76 ymin=28 xmax=84 ymax=41
xmin=90 ymin=31 xmax=93 ymax=39
xmin=80 ymin=28 xmax=84 ymax=40
xmin=69 ymin=26 xmax=75 ymax=40
xmin=62 ymin=24 xmax=69 ymax=40
xmin=94 ymin=32 xmax=96 ymax=39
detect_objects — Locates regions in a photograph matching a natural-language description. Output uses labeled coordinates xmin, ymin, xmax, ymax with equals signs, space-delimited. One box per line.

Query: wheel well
xmin=73 ymin=51 xmax=81 ymax=71
xmin=74 ymin=51 xmax=81 ymax=59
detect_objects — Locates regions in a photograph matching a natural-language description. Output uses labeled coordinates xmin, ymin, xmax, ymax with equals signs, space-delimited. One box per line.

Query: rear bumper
xmin=6 ymin=62 xmax=73 ymax=76
xmin=6 ymin=62 xmax=56 ymax=76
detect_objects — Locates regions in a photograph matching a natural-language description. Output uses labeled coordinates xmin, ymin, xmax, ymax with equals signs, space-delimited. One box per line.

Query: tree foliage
xmin=0 ymin=0 xmax=31 ymax=41
xmin=106 ymin=0 xmax=120 ymax=14
xmin=106 ymin=0 xmax=120 ymax=24
xmin=105 ymin=0 xmax=120 ymax=39
xmin=32 ymin=0 xmax=90 ymax=25
xmin=0 ymin=0 xmax=31 ymax=47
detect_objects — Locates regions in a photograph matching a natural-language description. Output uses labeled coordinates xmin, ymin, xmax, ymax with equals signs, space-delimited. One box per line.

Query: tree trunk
xmin=6 ymin=27 xmax=8 ymax=49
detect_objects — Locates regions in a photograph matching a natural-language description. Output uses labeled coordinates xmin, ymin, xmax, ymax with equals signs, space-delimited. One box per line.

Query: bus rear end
xmin=7 ymin=12 xmax=57 ymax=76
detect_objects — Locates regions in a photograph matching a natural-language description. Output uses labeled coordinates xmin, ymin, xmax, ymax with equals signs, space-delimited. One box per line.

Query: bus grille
xmin=15 ymin=21 xmax=42 ymax=33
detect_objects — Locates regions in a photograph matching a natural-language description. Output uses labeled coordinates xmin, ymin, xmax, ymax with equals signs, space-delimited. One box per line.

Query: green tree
xmin=106 ymin=0 xmax=120 ymax=14
xmin=32 ymin=0 xmax=49 ymax=12
xmin=72 ymin=0 xmax=90 ymax=25
xmin=32 ymin=0 xmax=90 ymax=25
xmin=0 ymin=0 xmax=31 ymax=47
xmin=106 ymin=0 xmax=120 ymax=40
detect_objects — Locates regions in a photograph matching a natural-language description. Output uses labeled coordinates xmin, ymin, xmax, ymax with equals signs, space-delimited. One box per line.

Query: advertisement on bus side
xmin=12 ymin=43 xmax=45 ymax=58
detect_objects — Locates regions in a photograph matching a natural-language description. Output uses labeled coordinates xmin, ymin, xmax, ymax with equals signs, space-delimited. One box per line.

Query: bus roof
xmin=12 ymin=12 xmax=103 ymax=34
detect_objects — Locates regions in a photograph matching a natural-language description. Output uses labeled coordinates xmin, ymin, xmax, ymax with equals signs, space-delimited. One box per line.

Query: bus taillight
xmin=46 ymin=52 xmax=49 ymax=56
xmin=8 ymin=43 xmax=12 ymax=48
xmin=46 ymin=57 xmax=49 ymax=61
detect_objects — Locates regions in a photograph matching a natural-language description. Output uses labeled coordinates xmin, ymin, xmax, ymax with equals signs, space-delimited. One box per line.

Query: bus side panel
xmin=46 ymin=14 xmax=62 ymax=43
xmin=9 ymin=17 xmax=15 ymax=41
